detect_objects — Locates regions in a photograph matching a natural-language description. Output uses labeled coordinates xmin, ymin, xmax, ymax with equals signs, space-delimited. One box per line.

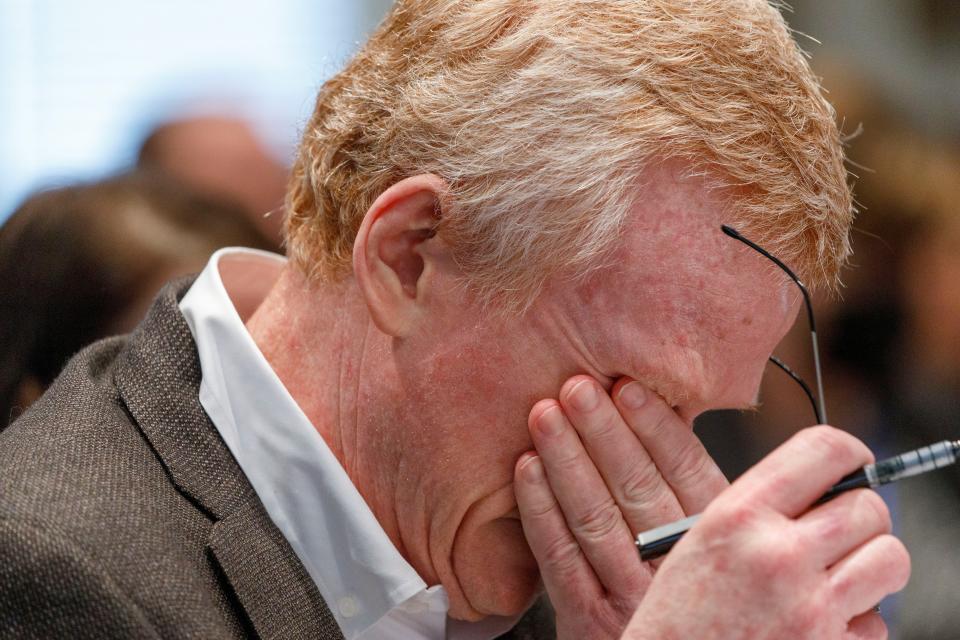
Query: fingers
xmin=525 ymin=400 xmax=647 ymax=594
xmin=608 ymin=377 xmax=728 ymax=514
xmin=828 ymin=534 xmax=910 ymax=621
xmin=796 ymin=489 xmax=892 ymax=568
xmin=514 ymin=452 xmax=602 ymax=610
xmin=844 ymin=611 xmax=887 ymax=640
xmin=557 ymin=377 xmax=686 ymax=531
xmin=725 ymin=425 xmax=875 ymax=518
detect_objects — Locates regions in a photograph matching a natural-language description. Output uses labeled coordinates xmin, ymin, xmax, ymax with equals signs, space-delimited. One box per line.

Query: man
xmin=0 ymin=1 xmax=909 ymax=639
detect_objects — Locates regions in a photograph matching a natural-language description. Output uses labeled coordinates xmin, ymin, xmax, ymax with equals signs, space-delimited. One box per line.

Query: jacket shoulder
xmin=0 ymin=337 xmax=246 ymax=638
xmin=0 ymin=512 xmax=161 ymax=639
xmin=0 ymin=336 xmax=176 ymax=530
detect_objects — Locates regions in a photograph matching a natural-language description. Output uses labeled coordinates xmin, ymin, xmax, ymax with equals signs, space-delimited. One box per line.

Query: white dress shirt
xmin=179 ymin=248 xmax=521 ymax=640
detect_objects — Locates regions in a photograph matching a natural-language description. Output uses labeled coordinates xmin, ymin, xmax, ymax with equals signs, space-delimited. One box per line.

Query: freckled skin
xmin=246 ymin=162 xmax=802 ymax=621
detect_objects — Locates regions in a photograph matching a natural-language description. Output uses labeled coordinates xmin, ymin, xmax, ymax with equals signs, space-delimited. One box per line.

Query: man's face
xmin=389 ymin=165 xmax=801 ymax=620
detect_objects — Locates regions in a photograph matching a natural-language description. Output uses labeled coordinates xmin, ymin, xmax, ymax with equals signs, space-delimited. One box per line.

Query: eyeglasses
xmin=721 ymin=225 xmax=827 ymax=425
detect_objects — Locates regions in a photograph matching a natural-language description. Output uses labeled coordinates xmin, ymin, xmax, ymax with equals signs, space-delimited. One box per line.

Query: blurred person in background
xmin=0 ymin=170 xmax=272 ymax=429
xmin=137 ymin=114 xmax=289 ymax=250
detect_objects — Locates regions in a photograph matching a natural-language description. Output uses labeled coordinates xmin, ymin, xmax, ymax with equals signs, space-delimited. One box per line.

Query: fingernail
xmin=537 ymin=405 xmax=565 ymax=436
xmin=618 ymin=381 xmax=647 ymax=409
xmin=521 ymin=455 xmax=544 ymax=483
xmin=569 ymin=380 xmax=599 ymax=412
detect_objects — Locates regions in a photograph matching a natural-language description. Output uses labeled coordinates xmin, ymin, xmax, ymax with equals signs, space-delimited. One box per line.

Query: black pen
xmin=636 ymin=439 xmax=960 ymax=562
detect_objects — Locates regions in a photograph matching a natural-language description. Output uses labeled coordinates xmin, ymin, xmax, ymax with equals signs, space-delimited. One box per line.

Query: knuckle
xmin=620 ymin=462 xmax=667 ymax=509
xmin=807 ymin=504 xmax=848 ymax=543
xmin=583 ymin=410 xmax=621 ymax=442
xmin=572 ymin=499 xmax=623 ymax=543
xmin=663 ymin=441 xmax=711 ymax=488
xmin=805 ymin=425 xmax=848 ymax=456
xmin=623 ymin=397 xmax=671 ymax=439
xmin=830 ymin=565 xmax=856 ymax=599
xmin=752 ymin=533 xmax=802 ymax=580
xmin=753 ymin=546 xmax=789 ymax=580
xmin=552 ymin=450 xmax=583 ymax=475
xmin=524 ymin=495 xmax=561 ymax=520
xmin=800 ymin=425 xmax=869 ymax=466
xmin=640 ymin=407 xmax=673 ymax=441
xmin=541 ymin=535 xmax=583 ymax=576
xmin=708 ymin=499 xmax=758 ymax=532
xmin=856 ymin=490 xmax=892 ymax=534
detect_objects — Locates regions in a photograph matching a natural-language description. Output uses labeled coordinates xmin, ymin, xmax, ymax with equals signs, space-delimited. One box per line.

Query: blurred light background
xmin=1 ymin=2 xmax=959 ymax=639
xmin=0 ymin=0 xmax=393 ymax=222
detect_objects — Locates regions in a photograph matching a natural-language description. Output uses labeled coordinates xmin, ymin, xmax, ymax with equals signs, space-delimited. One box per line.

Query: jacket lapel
xmin=115 ymin=277 xmax=341 ymax=639
xmin=209 ymin=499 xmax=345 ymax=639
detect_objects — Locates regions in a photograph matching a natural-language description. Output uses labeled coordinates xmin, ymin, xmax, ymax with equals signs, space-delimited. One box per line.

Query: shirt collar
xmin=179 ymin=248 xmax=428 ymax=638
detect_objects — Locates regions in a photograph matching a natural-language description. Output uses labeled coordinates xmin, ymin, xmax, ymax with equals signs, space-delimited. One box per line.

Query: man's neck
xmin=247 ymin=268 xmax=349 ymax=456
xmin=244 ymin=267 xmax=428 ymax=578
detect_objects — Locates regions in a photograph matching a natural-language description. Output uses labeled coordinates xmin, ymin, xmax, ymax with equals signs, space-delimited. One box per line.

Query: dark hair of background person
xmin=0 ymin=170 xmax=274 ymax=429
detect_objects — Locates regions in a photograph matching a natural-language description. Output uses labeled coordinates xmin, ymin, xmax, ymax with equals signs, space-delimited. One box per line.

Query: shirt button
xmin=338 ymin=596 xmax=359 ymax=618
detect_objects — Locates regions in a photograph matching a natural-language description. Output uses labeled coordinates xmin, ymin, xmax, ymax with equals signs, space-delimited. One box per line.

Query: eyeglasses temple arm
xmin=768 ymin=355 xmax=823 ymax=425
xmin=809 ymin=330 xmax=827 ymax=424
xmin=721 ymin=225 xmax=828 ymax=423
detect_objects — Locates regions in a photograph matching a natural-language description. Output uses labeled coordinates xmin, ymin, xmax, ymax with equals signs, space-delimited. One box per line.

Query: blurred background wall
xmin=0 ymin=0 xmax=393 ymax=223
xmin=791 ymin=0 xmax=960 ymax=140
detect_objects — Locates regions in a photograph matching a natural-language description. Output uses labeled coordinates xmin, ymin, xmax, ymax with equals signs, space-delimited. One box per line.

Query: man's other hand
xmin=622 ymin=424 xmax=910 ymax=640
xmin=514 ymin=375 xmax=729 ymax=640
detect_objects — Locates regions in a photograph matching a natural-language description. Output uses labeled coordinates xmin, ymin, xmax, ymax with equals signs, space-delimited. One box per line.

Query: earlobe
xmin=353 ymin=174 xmax=449 ymax=337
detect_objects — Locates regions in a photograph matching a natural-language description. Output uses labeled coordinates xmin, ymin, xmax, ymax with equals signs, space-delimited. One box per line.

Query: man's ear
xmin=353 ymin=174 xmax=450 ymax=337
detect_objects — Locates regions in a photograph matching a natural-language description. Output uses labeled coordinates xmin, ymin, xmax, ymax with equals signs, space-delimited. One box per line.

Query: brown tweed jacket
xmin=0 ymin=278 xmax=554 ymax=639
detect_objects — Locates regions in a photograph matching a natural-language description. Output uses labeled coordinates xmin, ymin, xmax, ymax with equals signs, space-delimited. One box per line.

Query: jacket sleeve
xmin=0 ymin=515 xmax=162 ymax=640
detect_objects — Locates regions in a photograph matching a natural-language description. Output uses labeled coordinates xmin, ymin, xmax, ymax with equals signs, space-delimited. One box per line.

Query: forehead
xmin=599 ymin=166 xmax=793 ymax=306
xmin=591 ymin=211 xmax=795 ymax=341
xmin=554 ymin=168 xmax=800 ymax=410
